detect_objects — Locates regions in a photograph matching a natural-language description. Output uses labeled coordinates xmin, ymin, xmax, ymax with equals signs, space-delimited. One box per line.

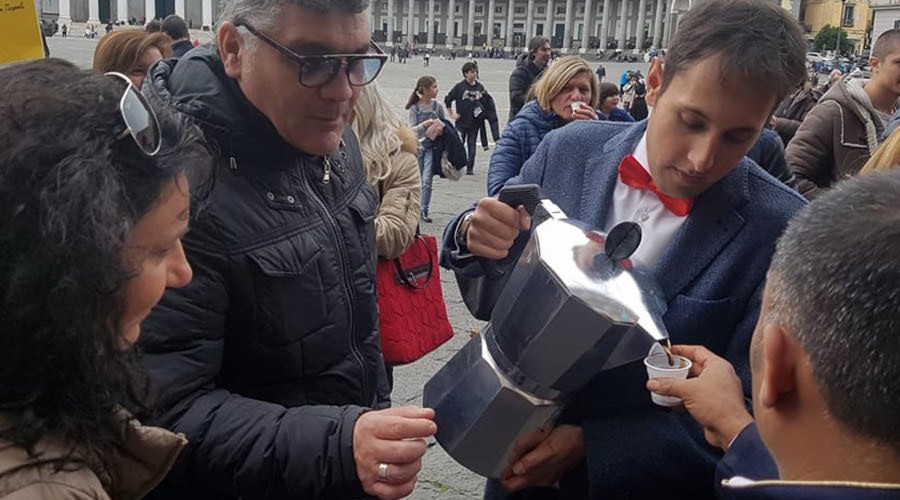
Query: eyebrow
xmin=286 ymin=42 xmax=370 ymax=55
xmin=681 ymin=107 xmax=760 ymax=135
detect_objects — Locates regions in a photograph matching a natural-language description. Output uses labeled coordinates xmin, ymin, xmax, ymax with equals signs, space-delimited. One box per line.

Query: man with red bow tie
xmin=439 ymin=1 xmax=808 ymax=498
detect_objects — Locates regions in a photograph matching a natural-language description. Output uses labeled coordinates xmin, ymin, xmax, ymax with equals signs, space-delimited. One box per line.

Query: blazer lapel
xmin=655 ymin=162 xmax=750 ymax=299
xmin=579 ymin=122 xmax=647 ymax=229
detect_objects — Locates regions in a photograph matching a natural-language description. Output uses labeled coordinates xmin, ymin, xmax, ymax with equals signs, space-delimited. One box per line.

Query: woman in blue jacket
xmin=487 ymin=56 xmax=599 ymax=196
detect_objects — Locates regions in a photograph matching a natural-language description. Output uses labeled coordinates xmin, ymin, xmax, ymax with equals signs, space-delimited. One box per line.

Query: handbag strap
xmin=392 ymin=233 xmax=434 ymax=289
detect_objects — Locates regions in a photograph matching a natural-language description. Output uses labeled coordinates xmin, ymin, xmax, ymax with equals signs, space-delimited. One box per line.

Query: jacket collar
xmin=0 ymin=411 xmax=186 ymax=498
xmin=581 ymin=120 xmax=750 ymax=299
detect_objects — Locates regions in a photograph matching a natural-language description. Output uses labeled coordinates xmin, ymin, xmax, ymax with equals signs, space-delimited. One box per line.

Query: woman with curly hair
xmin=487 ymin=55 xmax=599 ymax=196
xmin=93 ymin=29 xmax=172 ymax=89
xmin=0 ymin=58 xmax=211 ymax=498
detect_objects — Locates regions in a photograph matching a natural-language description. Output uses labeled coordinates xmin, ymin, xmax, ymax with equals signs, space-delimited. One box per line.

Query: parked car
xmin=806 ymin=51 xmax=823 ymax=64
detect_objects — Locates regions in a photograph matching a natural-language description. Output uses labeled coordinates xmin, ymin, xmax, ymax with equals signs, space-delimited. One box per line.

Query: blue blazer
xmin=441 ymin=120 xmax=806 ymax=498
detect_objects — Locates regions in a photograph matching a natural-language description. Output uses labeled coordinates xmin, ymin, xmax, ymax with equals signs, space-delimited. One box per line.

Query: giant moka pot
xmin=423 ymin=189 xmax=669 ymax=478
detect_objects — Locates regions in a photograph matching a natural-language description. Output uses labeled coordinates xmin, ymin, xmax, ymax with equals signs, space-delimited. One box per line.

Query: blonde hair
xmin=861 ymin=126 xmax=900 ymax=174
xmin=352 ymin=82 xmax=406 ymax=184
xmin=531 ymin=56 xmax=599 ymax=112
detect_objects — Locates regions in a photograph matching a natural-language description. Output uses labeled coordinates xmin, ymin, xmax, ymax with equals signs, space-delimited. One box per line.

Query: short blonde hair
xmin=531 ymin=56 xmax=599 ymax=112
xmin=861 ymin=126 xmax=900 ymax=175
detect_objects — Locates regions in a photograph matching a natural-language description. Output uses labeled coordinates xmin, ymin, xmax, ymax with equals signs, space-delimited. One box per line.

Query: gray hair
xmin=765 ymin=169 xmax=900 ymax=455
xmin=217 ymin=0 xmax=369 ymax=39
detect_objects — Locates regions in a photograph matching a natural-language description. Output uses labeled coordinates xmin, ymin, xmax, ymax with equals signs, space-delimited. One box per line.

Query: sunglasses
xmin=105 ymin=72 xmax=162 ymax=156
xmin=234 ymin=20 xmax=388 ymax=88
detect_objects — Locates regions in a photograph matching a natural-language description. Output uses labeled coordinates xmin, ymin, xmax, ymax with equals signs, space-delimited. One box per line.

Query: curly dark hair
xmin=0 ymin=58 xmax=212 ymax=484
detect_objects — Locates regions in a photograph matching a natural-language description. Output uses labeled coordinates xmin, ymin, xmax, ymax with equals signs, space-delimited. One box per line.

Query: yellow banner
xmin=0 ymin=0 xmax=44 ymax=65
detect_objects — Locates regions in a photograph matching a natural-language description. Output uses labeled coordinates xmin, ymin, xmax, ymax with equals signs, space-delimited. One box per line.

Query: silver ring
xmin=378 ymin=462 xmax=389 ymax=481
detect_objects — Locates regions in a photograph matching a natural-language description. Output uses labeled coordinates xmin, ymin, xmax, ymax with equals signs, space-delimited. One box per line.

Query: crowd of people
xmin=2 ymin=0 xmax=900 ymax=499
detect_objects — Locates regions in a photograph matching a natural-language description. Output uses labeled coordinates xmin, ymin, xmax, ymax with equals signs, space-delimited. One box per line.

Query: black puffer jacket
xmin=140 ymin=46 xmax=388 ymax=499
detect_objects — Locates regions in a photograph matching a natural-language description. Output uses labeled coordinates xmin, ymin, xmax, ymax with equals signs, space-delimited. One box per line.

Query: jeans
xmin=460 ymin=128 xmax=478 ymax=172
xmin=418 ymin=146 xmax=434 ymax=214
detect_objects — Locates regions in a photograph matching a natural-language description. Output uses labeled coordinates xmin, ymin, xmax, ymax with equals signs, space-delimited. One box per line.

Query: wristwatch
xmin=455 ymin=212 xmax=475 ymax=249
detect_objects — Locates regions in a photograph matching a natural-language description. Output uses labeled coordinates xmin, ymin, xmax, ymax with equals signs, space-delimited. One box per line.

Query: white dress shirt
xmin=603 ymin=133 xmax=687 ymax=268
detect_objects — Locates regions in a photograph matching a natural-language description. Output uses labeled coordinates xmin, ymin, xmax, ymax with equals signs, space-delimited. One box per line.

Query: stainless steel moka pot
xmin=423 ymin=186 xmax=670 ymax=478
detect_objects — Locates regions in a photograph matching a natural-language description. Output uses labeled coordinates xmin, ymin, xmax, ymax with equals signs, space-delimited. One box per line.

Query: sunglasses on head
xmin=105 ymin=71 xmax=162 ymax=157
xmin=234 ymin=20 xmax=388 ymax=88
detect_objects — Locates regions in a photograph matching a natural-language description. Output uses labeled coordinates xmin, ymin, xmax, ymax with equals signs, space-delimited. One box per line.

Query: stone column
xmin=201 ymin=0 xmax=211 ymax=30
xmin=652 ymin=0 xmax=663 ymax=48
xmin=467 ymin=0 xmax=475 ymax=49
xmin=599 ymin=0 xmax=611 ymax=51
xmin=174 ymin=0 xmax=185 ymax=18
xmin=407 ymin=0 xmax=415 ymax=44
xmin=447 ymin=0 xmax=455 ymax=46
xmin=505 ymin=0 xmax=515 ymax=50
xmin=117 ymin=0 xmax=128 ymax=23
xmin=387 ymin=0 xmax=395 ymax=45
xmin=563 ymin=0 xmax=573 ymax=51
xmin=88 ymin=0 xmax=100 ymax=24
xmin=545 ymin=0 xmax=553 ymax=42
xmin=582 ymin=0 xmax=594 ymax=53
xmin=487 ymin=0 xmax=495 ymax=47
xmin=661 ymin=1 xmax=672 ymax=49
xmin=616 ymin=0 xmax=626 ymax=52
xmin=58 ymin=0 xmax=71 ymax=25
xmin=427 ymin=0 xmax=435 ymax=46
xmin=526 ymin=0 xmax=535 ymax=37
xmin=635 ymin=0 xmax=646 ymax=53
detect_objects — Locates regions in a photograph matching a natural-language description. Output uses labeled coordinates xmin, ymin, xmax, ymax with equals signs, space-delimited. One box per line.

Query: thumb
xmin=516 ymin=206 xmax=532 ymax=230
xmin=646 ymin=377 xmax=686 ymax=398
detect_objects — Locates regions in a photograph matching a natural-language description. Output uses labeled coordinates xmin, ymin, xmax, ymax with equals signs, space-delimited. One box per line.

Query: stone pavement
xmin=40 ymin=35 xmax=649 ymax=498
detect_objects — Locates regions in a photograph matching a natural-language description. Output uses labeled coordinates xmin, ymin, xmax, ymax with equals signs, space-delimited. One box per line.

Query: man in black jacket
xmin=140 ymin=1 xmax=436 ymax=499
xmin=508 ymin=36 xmax=550 ymax=121
xmin=161 ymin=14 xmax=194 ymax=58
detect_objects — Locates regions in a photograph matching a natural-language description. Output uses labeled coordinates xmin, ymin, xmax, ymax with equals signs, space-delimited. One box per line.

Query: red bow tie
xmin=617 ymin=155 xmax=693 ymax=216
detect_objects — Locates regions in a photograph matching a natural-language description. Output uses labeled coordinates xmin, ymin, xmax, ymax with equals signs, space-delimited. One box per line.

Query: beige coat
xmin=372 ymin=127 xmax=423 ymax=259
xmin=0 ymin=413 xmax=186 ymax=499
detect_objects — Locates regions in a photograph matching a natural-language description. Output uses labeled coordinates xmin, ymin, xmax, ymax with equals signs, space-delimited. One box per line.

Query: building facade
xmin=801 ymin=0 xmax=872 ymax=54
xmin=870 ymin=0 xmax=900 ymax=54
xmin=48 ymin=0 xmax=701 ymax=52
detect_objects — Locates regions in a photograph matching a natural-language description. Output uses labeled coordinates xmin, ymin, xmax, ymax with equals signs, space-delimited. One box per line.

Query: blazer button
xmin=266 ymin=192 xmax=275 ymax=201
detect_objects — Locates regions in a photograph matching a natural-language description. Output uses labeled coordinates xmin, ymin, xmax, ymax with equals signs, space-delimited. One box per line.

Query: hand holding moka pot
xmin=423 ymin=185 xmax=670 ymax=478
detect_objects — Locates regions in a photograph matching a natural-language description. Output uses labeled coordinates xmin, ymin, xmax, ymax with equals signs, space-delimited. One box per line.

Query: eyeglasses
xmin=105 ymin=72 xmax=162 ymax=156
xmin=234 ymin=20 xmax=388 ymax=88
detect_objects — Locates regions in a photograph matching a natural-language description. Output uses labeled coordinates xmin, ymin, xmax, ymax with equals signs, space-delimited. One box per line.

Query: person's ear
xmin=757 ymin=323 xmax=798 ymax=409
xmin=870 ymin=56 xmax=881 ymax=77
xmin=218 ymin=22 xmax=244 ymax=80
xmin=645 ymin=58 xmax=664 ymax=107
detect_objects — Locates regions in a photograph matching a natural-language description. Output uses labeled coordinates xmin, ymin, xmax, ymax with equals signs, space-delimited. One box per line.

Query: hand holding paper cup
xmin=644 ymin=344 xmax=692 ymax=407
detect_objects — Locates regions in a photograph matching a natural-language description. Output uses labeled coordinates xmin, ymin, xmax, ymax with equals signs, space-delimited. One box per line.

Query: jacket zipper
xmin=299 ymin=159 xmax=371 ymax=404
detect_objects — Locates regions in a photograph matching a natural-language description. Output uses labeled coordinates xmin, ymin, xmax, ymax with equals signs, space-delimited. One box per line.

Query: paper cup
xmin=571 ymin=102 xmax=583 ymax=112
xmin=644 ymin=350 xmax=692 ymax=407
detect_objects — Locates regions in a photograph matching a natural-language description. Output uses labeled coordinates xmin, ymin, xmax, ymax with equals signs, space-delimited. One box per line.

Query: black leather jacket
xmin=140 ymin=46 xmax=388 ymax=499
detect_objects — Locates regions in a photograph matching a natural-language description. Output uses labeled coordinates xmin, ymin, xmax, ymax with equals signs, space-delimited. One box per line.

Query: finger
xmin=372 ymin=438 xmax=429 ymax=464
xmin=511 ymin=439 xmax=557 ymax=475
xmin=372 ymin=417 xmax=437 ymax=441
xmin=364 ymin=478 xmax=417 ymax=500
xmin=670 ymin=345 xmax=718 ymax=370
xmin=376 ymin=406 xmax=436 ymax=420
xmin=511 ymin=426 xmax=549 ymax=459
xmin=373 ymin=460 xmax=424 ymax=485
xmin=646 ymin=376 xmax=687 ymax=398
xmin=515 ymin=206 xmax=532 ymax=230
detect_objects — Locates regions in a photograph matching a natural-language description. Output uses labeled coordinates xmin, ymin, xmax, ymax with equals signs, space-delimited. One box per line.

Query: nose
xmin=319 ymin=67 xmax=355 ymax=102
xmin=166 ymin=240 xmax=193 ymax=289
xmin=687 ymin=135 xmax=717 ymax=174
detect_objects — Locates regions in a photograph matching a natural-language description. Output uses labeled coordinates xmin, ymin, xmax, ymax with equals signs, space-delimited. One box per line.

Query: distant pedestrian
xmin=406 ymin=76 xmax=448 ymax=222
xmin=61 ymin=24 xmax=67 ymax=38
xmin=390 ymin=45 xmax=396 ymax=62
xmin=595 ymin=64 xmax=605 ymax=82
xmin=424 ymin=51 xmax=430 ymax=67
xmin=445 ymin=62 xmax=491 ymax=175
xmin=508 ymin=36 xmax=550 ymax=121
